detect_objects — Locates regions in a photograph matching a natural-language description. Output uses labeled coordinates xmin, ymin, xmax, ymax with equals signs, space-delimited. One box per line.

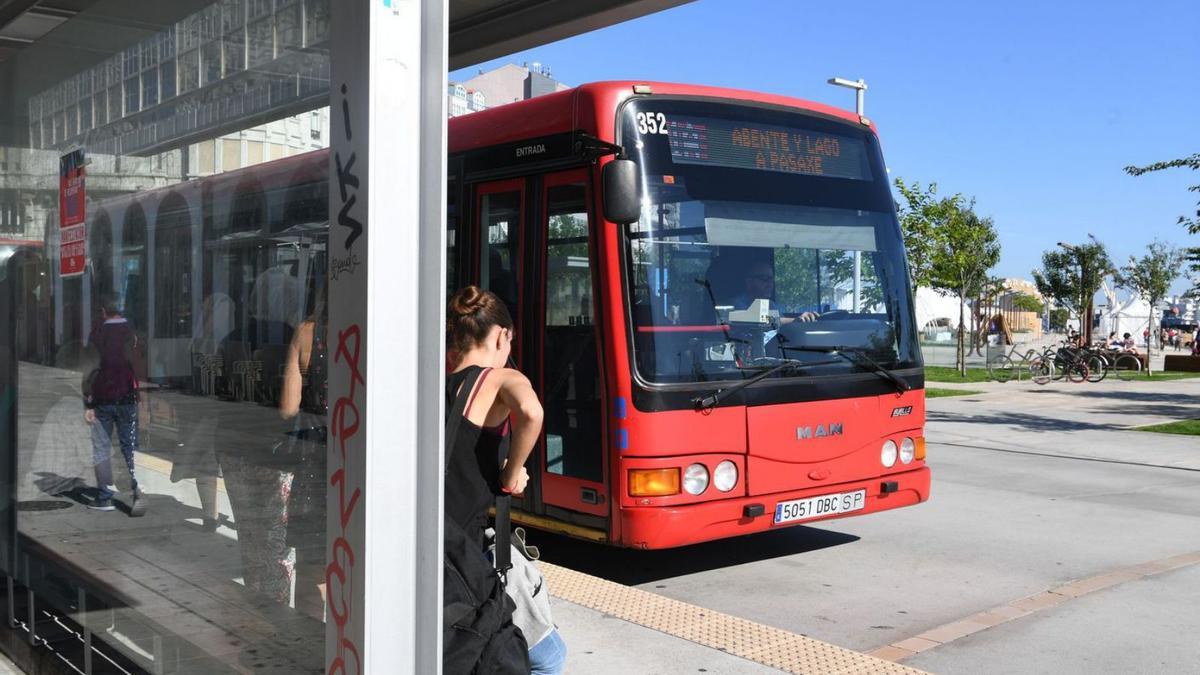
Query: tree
xmin=894 ymin=179 xmax=966 ymax=288
xmin=928 ymin=203 xmax=1001 ymax=375
xmin=1011 ymin=293 xmax=1044 ymax=314
xmin=820 ymin=249 xmax=885 ymax=310
xmin=1124 ymin=154 xmax=1200 ymax=289
xmin=1113 ymin=242 xmax=1183 ymax=375
xmin=1032 ymin=237 xmax=1112 ymax=342
xmin=1049 ymin=308 xmax=1069 ymax=332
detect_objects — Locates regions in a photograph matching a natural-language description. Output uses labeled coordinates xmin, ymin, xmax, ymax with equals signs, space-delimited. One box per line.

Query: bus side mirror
xmin=602 ymin=159 xmax=641 ymax=225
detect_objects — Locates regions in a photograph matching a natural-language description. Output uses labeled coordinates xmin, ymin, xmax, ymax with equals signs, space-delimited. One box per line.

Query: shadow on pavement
xmin=927 ymin=409 xmax=1122 ymax=433
xmin=1075 ymin=390 xmax=1199 ymax=404
xmin=534 ymin=525 xmax=859 ymax=585
xmin=1090 ymin=403 xmax=1200 ymax=420
xmin=32 ymin=471 xmax=93 ymax=505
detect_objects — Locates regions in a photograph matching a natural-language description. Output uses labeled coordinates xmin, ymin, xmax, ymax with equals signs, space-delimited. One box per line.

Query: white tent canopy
xmin=1101 ymin=295 xmax=1152 ymax=343
xmin=914 ymin=286 xmax=963 ymax=339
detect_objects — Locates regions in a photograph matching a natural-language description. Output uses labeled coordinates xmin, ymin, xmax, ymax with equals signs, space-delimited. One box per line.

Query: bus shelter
xmin=0 ymin=1 xmax=689 ymax=672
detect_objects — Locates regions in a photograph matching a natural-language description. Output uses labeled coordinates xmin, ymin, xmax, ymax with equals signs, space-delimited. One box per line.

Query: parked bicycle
xmin=986 ymin=343 xmax=1040 ymax=383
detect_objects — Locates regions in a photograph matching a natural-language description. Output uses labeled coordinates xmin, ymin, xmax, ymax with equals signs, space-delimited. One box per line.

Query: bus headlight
xmin=899 ymin=437 xmax=916 ymax=465
xmin=683 ymin=463 xmax=709 ymax=495
xmin=881 ymin=440 xmax=898 ymax=468
xmin=713 ymin=461 xmax=738 ymax=492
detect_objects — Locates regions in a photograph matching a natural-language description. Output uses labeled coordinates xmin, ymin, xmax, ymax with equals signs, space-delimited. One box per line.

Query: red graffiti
xmin=328 ymin=323 xmax=364 ymax=675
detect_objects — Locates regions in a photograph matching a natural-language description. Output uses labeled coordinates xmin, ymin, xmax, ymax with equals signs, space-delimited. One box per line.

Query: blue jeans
xmin=528 ymin=628 xmax=566 ymax=675
xmin=90 ymin=404 xmax=139 ymax=501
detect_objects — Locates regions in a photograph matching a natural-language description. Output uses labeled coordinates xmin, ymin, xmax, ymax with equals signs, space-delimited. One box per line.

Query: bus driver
xmin=730 ymin=258 xmax=819 ymax=323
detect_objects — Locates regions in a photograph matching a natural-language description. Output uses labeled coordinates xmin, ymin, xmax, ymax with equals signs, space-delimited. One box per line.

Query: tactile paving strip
xmin=542 ymin=562 xmax=927 ymax=674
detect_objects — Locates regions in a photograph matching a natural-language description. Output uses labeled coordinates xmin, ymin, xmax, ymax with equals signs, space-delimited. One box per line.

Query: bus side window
xmin=542 ymin=182 xmax=602 ymax=483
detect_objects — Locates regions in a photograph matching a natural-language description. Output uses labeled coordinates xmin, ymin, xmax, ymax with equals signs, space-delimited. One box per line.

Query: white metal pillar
xmin=327 ymin=1 xmax=447 ymax=673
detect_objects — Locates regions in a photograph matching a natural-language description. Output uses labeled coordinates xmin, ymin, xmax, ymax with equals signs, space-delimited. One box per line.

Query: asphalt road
xmin=543 ymin=374 xmax=1200 ymax=673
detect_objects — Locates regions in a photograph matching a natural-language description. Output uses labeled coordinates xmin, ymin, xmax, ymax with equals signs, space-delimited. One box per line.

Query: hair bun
xmin=448 ymin=285 xmax=487 ymax=318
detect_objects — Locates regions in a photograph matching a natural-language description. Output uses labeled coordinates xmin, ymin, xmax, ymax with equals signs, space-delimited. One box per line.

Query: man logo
xmin=891 ymin=406 xmax=913 ymax=417
xmin=797 ymin=423 xmax=844 ymax=440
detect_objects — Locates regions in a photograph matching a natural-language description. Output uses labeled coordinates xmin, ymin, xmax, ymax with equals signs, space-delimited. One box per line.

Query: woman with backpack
xmin=445 ymin=285 xmax=565 ymax=675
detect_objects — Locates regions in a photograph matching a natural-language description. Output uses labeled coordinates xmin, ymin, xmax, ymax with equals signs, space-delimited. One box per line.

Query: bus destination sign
xmin=665 ymin=115 xmax=871 ymax=180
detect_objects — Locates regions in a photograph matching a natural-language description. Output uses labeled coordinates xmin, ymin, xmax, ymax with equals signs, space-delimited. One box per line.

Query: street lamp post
xmin=1057 ymin=241 xmax=1093 ymax=346
xmin=828 ymin=77 xmax=868 ymax=312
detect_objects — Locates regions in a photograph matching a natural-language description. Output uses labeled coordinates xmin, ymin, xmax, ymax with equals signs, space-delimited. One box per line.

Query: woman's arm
xmin=280 ymin=322 xmax=314 ymax=419
xmin=494 ymin=369 xmax=543 ymax=494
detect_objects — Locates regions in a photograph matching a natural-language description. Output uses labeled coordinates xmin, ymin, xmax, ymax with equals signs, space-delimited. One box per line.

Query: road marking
xmin=867 ymin=551 xmax=1200 ymax=663
xmin=541 ymin=561 xmax=927 ymax=674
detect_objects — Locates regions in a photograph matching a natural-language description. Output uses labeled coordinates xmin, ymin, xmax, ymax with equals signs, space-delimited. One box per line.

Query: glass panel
xmin=161 ymin=58 xmax=177 ymax=100
xmin=542 ymin=183 xmax=602 ymax=482
xmin=479 ymin=189 xmax=521 ymax=322
xmin=179 ymin=49 xmax=199 ymax=93
xmin=248 ymin=17 xmax=275 ymax=67
xmin=0 ymin=1 xmax=331 ymax=671
xmin=142 ymin=68 xmax=159 ymax=107
xmin=201 ymin=40 xmax=222 ymax=85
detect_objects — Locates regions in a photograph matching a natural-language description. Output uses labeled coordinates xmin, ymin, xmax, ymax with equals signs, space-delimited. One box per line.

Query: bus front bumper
xmin=617 ymin=465 xmax=930 ymax=549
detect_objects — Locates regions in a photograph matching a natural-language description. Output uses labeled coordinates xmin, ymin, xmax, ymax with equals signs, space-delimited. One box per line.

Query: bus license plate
xmin=774 ymin=489 xmax=867 ymax=525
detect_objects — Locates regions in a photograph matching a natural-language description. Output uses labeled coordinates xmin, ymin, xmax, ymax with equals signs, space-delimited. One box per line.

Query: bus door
xmin=535 ymin=169 xmax=607 ymax=518
xmin=472 ymin=178 xmax=537 ymax=508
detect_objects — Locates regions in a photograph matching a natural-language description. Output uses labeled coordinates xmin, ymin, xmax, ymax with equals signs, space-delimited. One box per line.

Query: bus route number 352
xmin=774 ymin=489 xmax=867 ymax=525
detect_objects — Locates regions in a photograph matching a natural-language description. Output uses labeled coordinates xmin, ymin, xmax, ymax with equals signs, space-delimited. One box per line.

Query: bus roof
xmin=447 ymin=80 xmax=872 ymax=155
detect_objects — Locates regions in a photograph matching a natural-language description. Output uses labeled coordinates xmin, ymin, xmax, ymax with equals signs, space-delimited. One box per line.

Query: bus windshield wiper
xmin=691 ymin=358 xmax=839 ymax=411
xmin=779 ymin=345 xmax=911 ymax=394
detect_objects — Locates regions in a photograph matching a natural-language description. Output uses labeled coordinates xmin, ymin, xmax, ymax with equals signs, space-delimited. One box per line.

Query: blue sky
xmin=452 ymin=0 xmax=1199 ymax=294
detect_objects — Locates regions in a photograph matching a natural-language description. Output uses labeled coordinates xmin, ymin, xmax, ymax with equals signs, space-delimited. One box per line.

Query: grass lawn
xmin=926 ymin=387 xmax=984 ymax=398
xmin=924 ymin=366 xmax=993 ymax=383
xmin=1136 ymin=371 xmax=1200 ymax=381
xmin=1132 ymin=419 xmax=1200 ymax=436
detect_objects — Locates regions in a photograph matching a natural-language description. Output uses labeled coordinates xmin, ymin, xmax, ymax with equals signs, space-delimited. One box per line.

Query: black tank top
xmin=445 ymin=366 xmax=507 ymax=541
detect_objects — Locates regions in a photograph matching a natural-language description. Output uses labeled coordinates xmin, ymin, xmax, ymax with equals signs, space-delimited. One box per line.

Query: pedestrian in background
xmin=83 ymin=296 xmax=146 ymax=516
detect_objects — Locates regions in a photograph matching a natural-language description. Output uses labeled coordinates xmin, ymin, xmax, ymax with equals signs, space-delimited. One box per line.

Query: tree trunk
xmin=957 ymin=292 xmax=966 ymax=376
xmin=1146 ymin=315 xmax=1153 ymax=376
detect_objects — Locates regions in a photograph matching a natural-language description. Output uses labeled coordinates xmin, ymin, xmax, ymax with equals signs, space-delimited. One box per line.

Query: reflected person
xmin=172 ymin=293 xmax=234 ymax=531
xmin=279 ymin=296 xmax=328 ymax=620
xmin=83 ymin=296 xmax=146 ymax=516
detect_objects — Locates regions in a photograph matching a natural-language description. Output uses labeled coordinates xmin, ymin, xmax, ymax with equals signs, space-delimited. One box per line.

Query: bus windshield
xmin=620 ymin=99 xmax=921 ymax=384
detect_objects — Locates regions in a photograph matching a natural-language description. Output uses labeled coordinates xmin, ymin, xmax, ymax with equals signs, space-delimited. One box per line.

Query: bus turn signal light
xmin=915 ymin=437 xmax=926 ymax=461
xmin=628 ymin=468 xmax=680 ymax=497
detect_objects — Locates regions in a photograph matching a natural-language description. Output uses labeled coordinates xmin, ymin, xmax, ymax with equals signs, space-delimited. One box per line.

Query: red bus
xmin=59 ymin=80 xmax=928 ymax=550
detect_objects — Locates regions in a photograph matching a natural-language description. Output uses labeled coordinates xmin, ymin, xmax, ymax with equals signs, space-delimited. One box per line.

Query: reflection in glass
xmin=1 ymin=0 xmax=332 ymax=671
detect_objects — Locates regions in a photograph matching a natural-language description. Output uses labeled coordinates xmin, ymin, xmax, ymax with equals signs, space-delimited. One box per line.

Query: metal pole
xmin=852 ymin=251 xmax=861 ymax=312
xmin=80 ymin=587 xmax=92 ymax=675
xmin=855 ymin=81 xmax=865 ymax=117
